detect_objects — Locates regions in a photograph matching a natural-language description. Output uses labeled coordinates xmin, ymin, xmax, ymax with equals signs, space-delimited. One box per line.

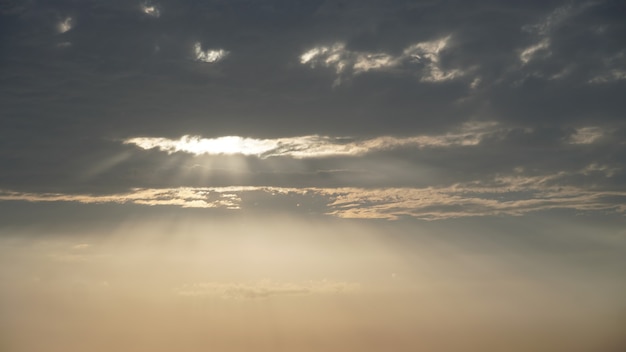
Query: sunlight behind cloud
xmin=123 ymin=122 xmax=500 ymax=158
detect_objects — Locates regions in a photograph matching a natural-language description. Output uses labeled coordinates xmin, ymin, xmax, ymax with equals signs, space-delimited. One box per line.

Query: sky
xmin=1 ymin=0 xmax=625 ymax=351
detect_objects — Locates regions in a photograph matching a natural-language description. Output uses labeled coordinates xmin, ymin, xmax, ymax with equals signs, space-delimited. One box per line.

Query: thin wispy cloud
xmin=588 ymin=51 xmax=626 ymax=83
xmin=2 ymin=165 xmax=623 ymax=220
xmin=517 ymin=1 xmax=622 ymax=84
xmin=300 ymin=36 xmax=464 ymax=85
xmin=140 ymin=2 xmax=160 ymax=18
xmin=518 ymin=3 xmax=582 ymax=64
xmin=568 ymin=127 xmax=605 ymax=144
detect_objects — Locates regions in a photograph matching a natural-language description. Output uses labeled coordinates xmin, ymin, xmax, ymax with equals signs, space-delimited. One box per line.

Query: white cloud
xmin=57 ymin=17 xmax=73 ymax=34
xmin=193 ymin=42 xmax=229 ymax=63
xmin=140 ymin=2 xmax=160 ymax=18
xmin=123 ymin=121 xmax=500 ymax=158
xmin=176 ymin=279 xmax=359 ymax=299
xmin=300 ymin=36 xmax=464 ymax=84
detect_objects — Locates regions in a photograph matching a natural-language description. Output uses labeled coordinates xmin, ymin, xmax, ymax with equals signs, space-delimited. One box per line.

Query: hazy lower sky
xmin=1 ymin=1 xmax=625 ymax=351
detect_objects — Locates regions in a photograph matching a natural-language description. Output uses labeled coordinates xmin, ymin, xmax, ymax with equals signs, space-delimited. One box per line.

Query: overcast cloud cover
xmin=1 ymin=0 xmax=625 ymax=197
xmin=1 ymin=1 xmax=625 ymax=351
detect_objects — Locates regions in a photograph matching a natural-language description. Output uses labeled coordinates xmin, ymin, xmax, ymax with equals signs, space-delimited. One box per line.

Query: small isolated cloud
xmin=140 ymin=1 xmax=160 ymax=18
xmin=300 ymin=36 xmax=464 ymax=85
xmin=123 ymin=121 xmax=501 ymax=158
xmin=176 ymin=279 xmax=359 ymax=299
xmin=57 ymin=17 xmax=73 ymax=34
xmin=71 ymin=243 xmax=91 ymax=250
xmin=193 ymin=42 xmax=229 ymax=63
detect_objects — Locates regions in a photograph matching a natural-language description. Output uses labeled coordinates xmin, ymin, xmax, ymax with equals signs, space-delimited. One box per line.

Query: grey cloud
xmin=0 ymin=0 xmax=624 ymax=206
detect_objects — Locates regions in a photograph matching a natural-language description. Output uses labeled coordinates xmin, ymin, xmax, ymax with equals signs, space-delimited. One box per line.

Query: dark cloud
xmin=0 ymin=0 xmax=624 ymax=215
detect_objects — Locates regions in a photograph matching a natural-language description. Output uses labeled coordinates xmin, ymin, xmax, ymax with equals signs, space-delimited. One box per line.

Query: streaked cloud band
xmin=2 ymin=172 xmax=623 ymax=220
xmin=123 ymin=122 xmax=499 ymax=158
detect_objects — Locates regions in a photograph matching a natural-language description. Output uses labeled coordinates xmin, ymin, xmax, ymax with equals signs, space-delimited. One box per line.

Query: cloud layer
xmin=0 ymin=0 xmax=625 ymax=219
xmin=2 ymin=166 xmax=624 ymax=220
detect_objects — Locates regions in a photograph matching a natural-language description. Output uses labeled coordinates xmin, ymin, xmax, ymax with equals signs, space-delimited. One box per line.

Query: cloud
xmin=176 ymin=279 xmax=359 ymax=299
xmin=1 ymin=164 xmax=624 ymax=220
xmin=1 ymin=0 xmax=625 ymax=206
xmin=568 ymin=126 xmax=605 ymax=144
xmin=516 ymin=0 xmax=624 ymax=85
xmin=317 ymin=181 xmax=626 ymax=220
xmin=140 ymin=2 xmax=160 ymax=18
xmin=193 ymin=42 xmax=229 ymax=63
xmin=588 ymin=51 xmax=626 ymax=83
xmin=123 ymin=121 xmax=502 ymax=158
xmin=519 ymin=39 xmax=550 ymax=64
xmin=57 ymin=17 xmax=73 ymax=34
xmin=521 ymin=3 xmax=578 ymax=36
xmin=0 ymin=187 xmax=248 ymax=209
xmin=517 ymin=2 xmax=573 ymax=65
xmin=300 ymin=36 xmax=464 ymax=85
